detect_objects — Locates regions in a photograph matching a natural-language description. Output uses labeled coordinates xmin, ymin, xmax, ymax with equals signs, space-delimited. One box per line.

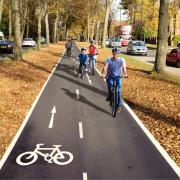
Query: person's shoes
xmin=117 ymin=107 xmax=122 ymax=113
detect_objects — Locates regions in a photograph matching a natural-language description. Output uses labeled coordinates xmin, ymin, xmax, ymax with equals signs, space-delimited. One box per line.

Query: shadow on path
xmin=61 ymin=88 xmax=111 ymax=116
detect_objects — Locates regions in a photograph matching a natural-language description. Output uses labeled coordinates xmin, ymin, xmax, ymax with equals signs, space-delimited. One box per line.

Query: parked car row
xmin=0 ymin=37 xmax=46 ymax=54
xmin=106 ymin=37 xmax=130 ymax=48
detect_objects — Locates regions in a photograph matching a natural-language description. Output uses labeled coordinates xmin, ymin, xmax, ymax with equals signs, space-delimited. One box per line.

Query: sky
xmin=112 ymin=0 xmax=128 ymax=21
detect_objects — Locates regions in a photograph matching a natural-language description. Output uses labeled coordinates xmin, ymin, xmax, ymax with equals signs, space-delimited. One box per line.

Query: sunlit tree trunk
xmin=9 ymin=4 xmax=12 ymax=40
xmin=102 ymin=0 xmax=111 ymax=48
xmin=154 ymin=0 xmax=170 ymax=73
xmin=53 ymin=11 xmax=59 ymax=43
xmin=45 ymin=2 xmax=50 ymax=46
xmin=0 ymin=0 xmax=4 ymax=25
xmin=12 ymin=0 xmax=22 ymax=60
xmin=95 ymin=20 xmax=100 ymax=45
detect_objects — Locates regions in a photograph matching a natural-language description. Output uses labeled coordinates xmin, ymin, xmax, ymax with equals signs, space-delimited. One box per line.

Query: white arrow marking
xmin=83 ymin=172 xmax=88 ymax=180
xmin=49 ymin=106 xmax=56 ymax=128
xmin=79 ymin=122 xmax=84 ymax=139
xmin=76 ymin=89 xmax=80 ymax=99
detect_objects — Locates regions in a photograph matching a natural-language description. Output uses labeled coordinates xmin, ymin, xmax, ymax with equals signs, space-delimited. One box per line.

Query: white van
xmin=0 ymin=31 xmax=4 ymax=41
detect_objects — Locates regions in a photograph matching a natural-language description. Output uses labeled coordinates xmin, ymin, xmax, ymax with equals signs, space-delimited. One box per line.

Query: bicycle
xmin=88 ymin=53 xmax=98 ymax=76
xmin=109 ymin=76 xmax=127 ymax=118
xmin=16 ymin=144 xmax=73 ymax=166
xmin=67 ymin=48 xmax=72 ymax=58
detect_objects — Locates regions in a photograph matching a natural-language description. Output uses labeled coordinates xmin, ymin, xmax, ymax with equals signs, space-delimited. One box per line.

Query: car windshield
xmin=133 ymin=41 xmax=145 ymax=46
xmin=24 ymin=38 xmax=32 ymax=41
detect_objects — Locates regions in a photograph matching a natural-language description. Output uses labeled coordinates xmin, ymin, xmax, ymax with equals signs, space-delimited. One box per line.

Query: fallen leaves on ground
xmin=94 ymin=46 xmax=180 ymax=167
xmin=0 ymin=42 xmax=65 ymax=159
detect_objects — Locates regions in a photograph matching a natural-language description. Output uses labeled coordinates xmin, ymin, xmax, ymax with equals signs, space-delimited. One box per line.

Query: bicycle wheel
xmin=53 ymin=151 xmax=73 ymax=165
xmin=16 ymin=151 xmax=38 ymax=166
xmin=112 ymin=84 xmax=118 ymax=118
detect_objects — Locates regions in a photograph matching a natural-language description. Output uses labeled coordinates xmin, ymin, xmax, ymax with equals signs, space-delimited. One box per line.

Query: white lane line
xmin=76 ymin=89 xmax=80 ymax=99
xmin=0 ymin=50 xmax=66 ymax=170
xmin=83 ymin=172 xmax=88 ymax=180
xmin=48 ymin=106 xmax=56 ymax=128
xmin=86 ymin=73 xmax=92 ymax=85
xmin=74 ymin=68 xmax=77 ymax=75
xmin=79 ymin=122 xmax=84 ymax=139
xmin=95 ymin=65 xmax=180 ymax=177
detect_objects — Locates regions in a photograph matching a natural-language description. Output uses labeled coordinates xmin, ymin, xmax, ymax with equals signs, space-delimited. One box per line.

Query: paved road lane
xmin=0 ymin=46 xmax=179 ymax=179
xmin=120 ymin=46 xmax=180 ymax=77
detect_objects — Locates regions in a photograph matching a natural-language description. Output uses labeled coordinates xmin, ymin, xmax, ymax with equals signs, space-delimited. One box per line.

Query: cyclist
xmin=101 ymin=47 xmax=128 ymax=112
xmin=77 ymin=47 xmax=88 ymax=78
xmin=88 ymin=40 xmax=99 ymax=75
xmin=65 ymin=38 xmax=73 ymax=57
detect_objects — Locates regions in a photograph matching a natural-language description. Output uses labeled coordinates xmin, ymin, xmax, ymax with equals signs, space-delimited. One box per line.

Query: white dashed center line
xmin=83 ymin=172 xmax=88 ymax=180
xmin=79 ymin=122 xmax=84 ymax=139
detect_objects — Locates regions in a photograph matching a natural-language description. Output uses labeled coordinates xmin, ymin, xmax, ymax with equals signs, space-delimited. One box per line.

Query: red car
xmin=166 ymin=48 xmax=180 ymax=68
xmin=121 ymin=39 xmax=129 ymax=46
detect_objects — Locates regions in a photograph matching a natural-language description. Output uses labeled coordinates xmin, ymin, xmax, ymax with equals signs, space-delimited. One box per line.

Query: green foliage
xmin=173 ymin=35 xmax=180 ymax=46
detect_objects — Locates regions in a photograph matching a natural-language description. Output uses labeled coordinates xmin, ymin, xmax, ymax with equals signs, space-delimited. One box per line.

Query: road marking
xmin=83 ymin=172 xmax=88 ymax=180
xmin=94 ymin=64 xmax=180 ymax=178
xmin=79 ymin=122 xmax=84 ymax=139
xmin=49 ymin=106 xmax=56 ymax=128
xmin=76 ymin=89 xmax=80 ymax=99
xmin=74 ymin=68 xmax=77 ymax=75
xmin=0 ymin=50 xmax=66 ymax=170
xmin=86 ymin=73 xmax=92 ymax=85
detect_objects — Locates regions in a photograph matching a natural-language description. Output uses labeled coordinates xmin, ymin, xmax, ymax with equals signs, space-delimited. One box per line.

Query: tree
xmin=154 ymin=0 xmax=170 ymax=73
xmin=102 ymin=0 xmax=112 ymax=48
xmin=0 ymin=0 xmax=4 ymax=25
xmin=12 ymin=0 xmax=22 ymax=60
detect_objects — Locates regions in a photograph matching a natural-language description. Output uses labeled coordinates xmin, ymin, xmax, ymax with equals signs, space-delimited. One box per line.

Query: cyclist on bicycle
xmin=77 ymin=47 xmax=88 ymax=78
xmin=88 ymin=40 xmax=99 ymax=75
xmin=101 ymin=47 xmax=128 ymax=112
xmin=65 ymin=38 xmax=73 ymax=57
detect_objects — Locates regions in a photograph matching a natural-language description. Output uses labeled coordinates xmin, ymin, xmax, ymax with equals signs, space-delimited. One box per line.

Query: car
xmin=35 ymin=36 xmax=46 ymax=45
xmin=127 ymin=40 xmax=148 ymax=56
xmin=22 ymin=38 xmax=36 ymax=47
xmin=166 ymin=48 xmax=180 ymax=68
xmin=106 ymin=39 xmax=110 ymax=47
xmin=110 ymin=38 xmax=122 ymax=48
xmin=120 ymin=38 xmax=129 ymax=46
xmin=0 ymin=40 xmax=14 ymax=53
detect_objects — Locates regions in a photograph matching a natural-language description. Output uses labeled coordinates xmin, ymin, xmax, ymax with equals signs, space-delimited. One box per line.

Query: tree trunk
xmin=95 ymin=20 xmax=100 ymax=45
xmin=26 ymin=16 xmax=29 ymax=37
xmin=9 ymin=5 xmax=12 ymax=40
xmin=12 ymin=0 xmax=22 ymax=60
xmin=37 ymin=13 xmax=42 ymax=50
xmin=21 ymin=0 xmax=28 ymax=40
xmin=87 ymin=13 xmax=90 ymax=42
xmin=53 ymin=11 xmax=59 ymax=43
xmin=102 ymin=1 xmax=111 ymax=48
xmin=45 ymin=4 xmax=50 ymax=46
xmin=0 ymin=0 xmax=4 ymax=24
xmin=154 ymin=0 xmax=170 ymax=73
xmin=91 ymin=19 xmax=96 ymax=40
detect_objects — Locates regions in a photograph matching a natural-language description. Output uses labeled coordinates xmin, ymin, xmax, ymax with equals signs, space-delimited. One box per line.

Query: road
xmin=120 ymin=46 xmax=180 ymax=77
xmin=0 ymin=45 xmax=179 ymax=179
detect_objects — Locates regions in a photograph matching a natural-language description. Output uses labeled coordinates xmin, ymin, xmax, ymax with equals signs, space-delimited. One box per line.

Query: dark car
xmin=166 ymin=48 xmax=180 ymax=68
xmin=0 ymin=40 xmax=14 ymax=53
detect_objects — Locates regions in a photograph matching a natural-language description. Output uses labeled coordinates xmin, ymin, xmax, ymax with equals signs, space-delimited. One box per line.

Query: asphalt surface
xmin=0 ymin=45 xmax=179 ymax=179
xmin=120 ymin=46 xmax=180 ymax=77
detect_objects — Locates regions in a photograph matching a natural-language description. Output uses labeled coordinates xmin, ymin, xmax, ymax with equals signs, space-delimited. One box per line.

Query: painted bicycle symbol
xmin=16 ymin=144 xmax=73 ymax=166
